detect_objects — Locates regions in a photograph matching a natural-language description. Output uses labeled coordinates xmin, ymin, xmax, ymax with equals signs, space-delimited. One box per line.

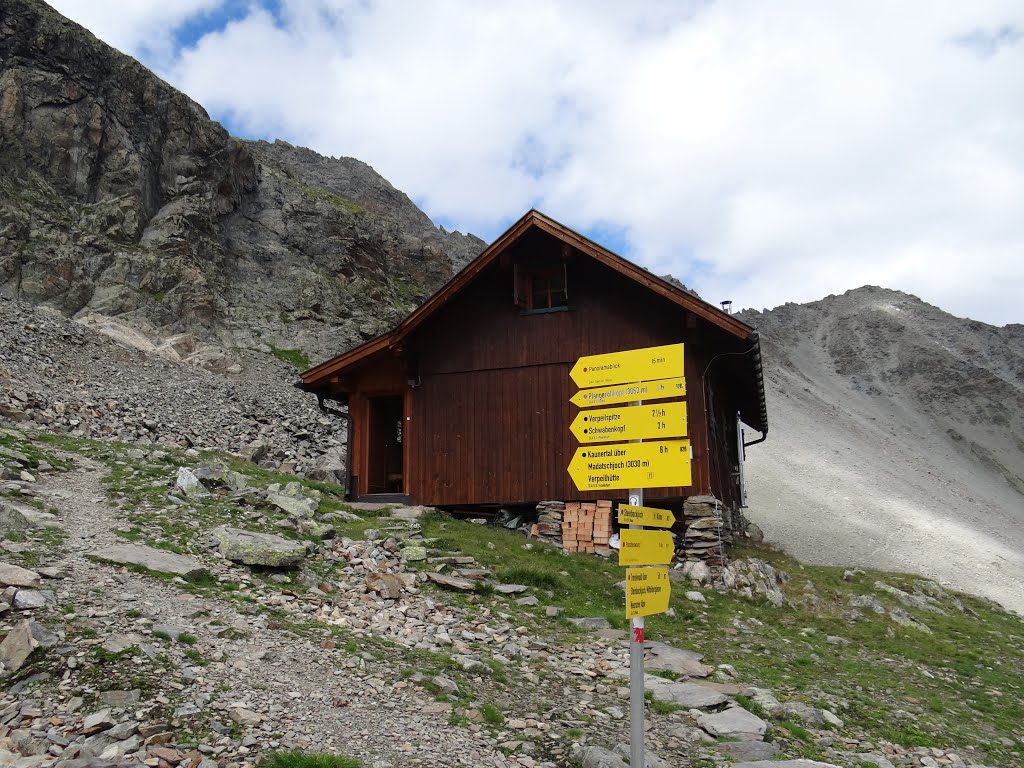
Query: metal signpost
xmin=566 ymin=343 xmax=687 ymax=768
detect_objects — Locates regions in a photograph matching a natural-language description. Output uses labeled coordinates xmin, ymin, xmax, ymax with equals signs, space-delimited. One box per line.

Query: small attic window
xmin=514 ymin=264 xmax=569 ymax=312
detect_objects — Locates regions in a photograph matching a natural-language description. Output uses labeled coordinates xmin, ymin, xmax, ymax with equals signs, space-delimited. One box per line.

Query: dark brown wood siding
xmin=405 ymin=255 xmax=703 ymax=506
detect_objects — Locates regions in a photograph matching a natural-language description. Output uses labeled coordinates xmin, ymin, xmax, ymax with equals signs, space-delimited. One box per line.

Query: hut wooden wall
xmin=404 ymin=255 xmax=710 ymax=506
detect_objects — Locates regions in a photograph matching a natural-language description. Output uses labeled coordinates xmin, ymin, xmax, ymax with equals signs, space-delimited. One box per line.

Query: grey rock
xmin=175 ymin=467 xmax=207 ymax=498
xmin=495 ymin=583 xmax=528 ymax=594
xmin=697 ymin=705 xmax=769 ymax=739
xmin=854 ymin=755 xmax=897 ymax=768
xmin=98 ymin=689 xmax=141 ymax=707
xmin=0 ymin=562 xmax=41 ymax=588
xmin=81 ymin=708 xmax=115 ymax=734
xmin=848 ymin=594 xmax=886 ymax=614
xmin=571 ymin=745 xmax=627 ymax=768
xmin=516 ymin=596 xmax=540 ymax=606
xmin=426 ymin=573 xmax=476 ymax=592
xmin=432 ymin=675 xmax=460 ymax=696
xmin=228 ymin=707 xmax=263 ymax=726
xmin=400 ymin=545 xmax=427 ymax=561
xmin=567 ymin=617 xmax=611 ymax=630
xmin=643 ymin=675 xmax=728 ymax=708
xmin=12 ymin=589 xmax=53 ymax=610
xmin=210 ymin=526 xmax=306 ymax=567
xmin=749 ymin=688 xmax=783 ymax=716
xmin=0 ymin=620 xmax=38 ymax=672
xmin=453 ymin=654 xmax=490 ymax=674
xmin=105 ymin=721 xmax=139 ymax=740
xmin=715 ymin=741 xmax=780 ymax=761
xmin=612 ymin=744 xmax=670 ymax=768
xmin=152 ymin=624 xmax=189 ymax=640
xmin=821 ymin=708 xmax=844 ymax=728
xmin=644 ymin=640 xmax=712 ymax=678
xmin=780 ymin=701 xmax=823 ymax=724
xmin=89 ymin=543 xmax=208 ymax=579
xmin=731 ymin=762 xmax=841 ymax=768
xmin=29 ymin=621 xmax=57 ymax=649
xmin=366 ymin=572 xmax=405 ymax=600
xmin=305 ymin=447 xmax=346 ymax=484
xmin=685 ymin=590 xmax=706 ymax=603
xmin=391 ymin=505 xmax=427 ymax=521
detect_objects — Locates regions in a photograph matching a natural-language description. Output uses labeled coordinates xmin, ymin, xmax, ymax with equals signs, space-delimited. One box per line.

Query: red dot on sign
xmin=583 ymin=367 xmax=588 ymax=372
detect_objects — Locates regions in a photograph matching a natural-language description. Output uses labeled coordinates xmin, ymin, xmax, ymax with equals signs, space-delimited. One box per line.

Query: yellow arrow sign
xmin=626 ymin=567 xmax=671 ymax=618
xmin=570 ymin=344 xmax=684 ymax=388
xmin=618 ymin=529 xmax=675 ymax=566
xmin=618 ymin=504 xmax=676 ymax=528
xmin=567 ymin=440 xmax=691 ymax=491
xmin=570 ymin=376 xmax=687 ymax=408
xmin=570 ymin=401 xmax=687 ymax=444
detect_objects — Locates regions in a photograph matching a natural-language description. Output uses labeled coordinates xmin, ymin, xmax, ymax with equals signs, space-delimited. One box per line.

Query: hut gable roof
xmin=301 ymin=210 xmax=767 ymax=434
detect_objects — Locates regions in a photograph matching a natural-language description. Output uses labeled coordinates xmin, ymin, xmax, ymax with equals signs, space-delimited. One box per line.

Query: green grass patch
xmin=260 ymin=751 xmax=361 ymax=768
xmin=269 ymin=346 xmax=312 ymax=370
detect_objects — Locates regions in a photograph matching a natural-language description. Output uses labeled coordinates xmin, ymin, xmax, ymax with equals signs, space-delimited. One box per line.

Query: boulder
xmin=366 ymin=572 xmax=405 ymax=600
xmin=400 ymin=545 xmax=427 ymax=561
xmin=12 ymin=590 xmax=54 ymax=610
xmin=0 ymin=562 xmax=41 ymax=589
xmin=643 ymin=675 xmax=728 ymax=708
xmin=697 ymin=705 xmax=769 ymax=740
xmin=89 ymin=543 xmax=208 ymax=579
xmin=174 ymin=467 xmax=207 ymax=499
xmin=0 ymin=620 xmax=38 ymax=673
xmin=210 ymin=526 xmax=306 ymax=567
xmin=305 ymin=447 xmax=345 ymax=484
xmin=644 ymin=640 xmax=713 ymax=678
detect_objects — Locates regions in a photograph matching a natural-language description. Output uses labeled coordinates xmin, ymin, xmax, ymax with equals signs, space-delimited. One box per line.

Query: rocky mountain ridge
xmin=739 ymin=286 xmax=1024 ymax=614
xmin=0 ymin=0 xmax=484 ymax=370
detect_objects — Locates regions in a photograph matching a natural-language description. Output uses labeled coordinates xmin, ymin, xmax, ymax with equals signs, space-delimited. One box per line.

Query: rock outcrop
xmin=0 ymin=0 xmax=484 ymax=369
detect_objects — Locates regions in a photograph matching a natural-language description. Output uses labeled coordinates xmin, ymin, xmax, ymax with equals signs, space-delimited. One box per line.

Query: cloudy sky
xmin=50 ymin=1 xmax=1024 ymax=326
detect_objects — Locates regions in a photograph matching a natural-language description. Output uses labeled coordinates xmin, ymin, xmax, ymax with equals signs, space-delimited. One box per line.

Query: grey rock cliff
xmin=0 ymin=0 xmax=484 ymax=367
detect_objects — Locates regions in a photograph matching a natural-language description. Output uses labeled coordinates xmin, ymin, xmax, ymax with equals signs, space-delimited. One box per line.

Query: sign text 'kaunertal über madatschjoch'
xmin=566 ymin=439 xmax=691 ymax=491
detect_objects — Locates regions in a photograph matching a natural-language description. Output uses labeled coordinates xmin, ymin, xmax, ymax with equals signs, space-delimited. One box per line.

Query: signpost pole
xmin=628 ymin=426 xmax=645 ymax=767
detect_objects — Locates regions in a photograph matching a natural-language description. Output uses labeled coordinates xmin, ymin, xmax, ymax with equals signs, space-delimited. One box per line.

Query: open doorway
xmin=367 ymin=395 xmax=404 ymax=495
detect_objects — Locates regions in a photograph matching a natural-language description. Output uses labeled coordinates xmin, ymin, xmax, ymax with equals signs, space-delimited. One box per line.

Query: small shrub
xmin=481 ymin=703 xmax=505 ymax=725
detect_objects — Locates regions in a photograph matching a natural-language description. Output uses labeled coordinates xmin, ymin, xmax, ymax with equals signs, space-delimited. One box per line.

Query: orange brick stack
xmin=562 ymin=500 xmax=613 ymax=554
xmin=593 ymin=500 xmax=613 ymax=549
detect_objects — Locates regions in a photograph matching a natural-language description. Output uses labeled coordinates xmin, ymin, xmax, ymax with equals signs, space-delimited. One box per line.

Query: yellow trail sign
xmin=570 ymin=376 xmax=687 ymax=408
xmin=618 ymin=529 xmax=675 ymax=566
xmin=626 ymin=567 xmax=671 ymax=618
xmin=567 ymin=439 xmax=691 ymax=491
xmin=618 ymin=504 xmax=676 ymax=529
xmin=570 ymin=401 xmax=687 ymax=443
xmin=570 ymin=344 xmax=684 ymax=388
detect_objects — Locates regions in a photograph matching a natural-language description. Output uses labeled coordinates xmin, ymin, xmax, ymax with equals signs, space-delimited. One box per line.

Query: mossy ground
xmin=6 ymin=428 xmax=1023 ymax=765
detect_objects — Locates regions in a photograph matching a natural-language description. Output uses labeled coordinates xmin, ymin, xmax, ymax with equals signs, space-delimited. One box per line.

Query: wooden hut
xmin=300 ymin=210 xmax=767 ymax=521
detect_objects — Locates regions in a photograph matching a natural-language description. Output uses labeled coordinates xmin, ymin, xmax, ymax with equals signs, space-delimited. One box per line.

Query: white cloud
xmin=51 ymin=1 xmax=1024 ymax=325
xmin=47 ymin=0 xmax=224 ymax=64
